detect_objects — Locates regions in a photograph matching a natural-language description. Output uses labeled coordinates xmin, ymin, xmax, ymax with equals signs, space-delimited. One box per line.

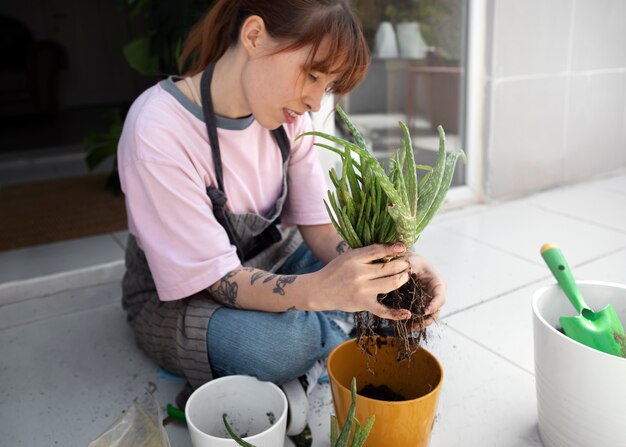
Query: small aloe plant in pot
xmin=301 ymin=107 xmax=466 ymax=359
xmin=225 ymin=378 xmax=373 ymax=447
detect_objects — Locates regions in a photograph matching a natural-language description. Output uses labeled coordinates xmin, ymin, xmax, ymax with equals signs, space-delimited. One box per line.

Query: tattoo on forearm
xmin=273 ymin=275 xmax=296 ymax=295
xmin=250 ymin=271 xmax=266 ymax=285
xmin=251 ymin=272 xmax=276 ymax=285
xmin=336 ymin=240 xmax=349 ymax=254
xmin=249 ymin=270 xmax=297 ymax=295
xmin=211 ymin=270 xmax=239 ymax=307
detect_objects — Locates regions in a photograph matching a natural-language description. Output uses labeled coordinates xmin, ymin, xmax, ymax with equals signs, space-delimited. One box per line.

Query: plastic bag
xmin=88 ymin=393 xmax=171 ymax=447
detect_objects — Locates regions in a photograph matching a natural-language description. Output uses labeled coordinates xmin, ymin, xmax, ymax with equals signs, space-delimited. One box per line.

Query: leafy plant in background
xmin=224 ymin=377 xmax=373 ymax=447
xmin=301 ymin=106 xmax=465 ymax=358
xmin=358 ymin=0 xmax=463 ymax=60
xmin=84 ymin=0 xmax=211 ymax=191
xmin=122 ymin=0 xmax=213 ymax=76
xmin=83 ymin=108 xmax=124 ymax=194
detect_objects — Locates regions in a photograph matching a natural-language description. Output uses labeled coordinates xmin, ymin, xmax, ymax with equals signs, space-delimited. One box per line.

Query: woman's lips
xmin=283 ymin=108 xmax=300 ymax=124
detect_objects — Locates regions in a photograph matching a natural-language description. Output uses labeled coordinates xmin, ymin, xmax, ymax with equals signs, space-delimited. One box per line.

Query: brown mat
xmin=0 ymin=174 xmax=128 ymax=252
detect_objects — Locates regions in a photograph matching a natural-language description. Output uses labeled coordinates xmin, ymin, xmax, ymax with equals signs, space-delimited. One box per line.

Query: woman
xmin=119 ymin=0 xmax=446 ymax=398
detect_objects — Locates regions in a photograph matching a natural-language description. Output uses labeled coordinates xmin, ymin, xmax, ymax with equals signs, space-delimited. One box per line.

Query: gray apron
xmin=122 ymin=64 xmax=303 ymax=388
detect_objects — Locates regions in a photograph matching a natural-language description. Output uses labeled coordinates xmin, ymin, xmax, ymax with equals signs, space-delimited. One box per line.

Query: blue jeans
xmin=206 ymin=244 xmax=352 ymax=384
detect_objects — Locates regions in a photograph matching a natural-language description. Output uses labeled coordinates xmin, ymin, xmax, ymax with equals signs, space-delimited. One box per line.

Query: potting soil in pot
xmin=359 ymin=384 xmax=407 ymax=401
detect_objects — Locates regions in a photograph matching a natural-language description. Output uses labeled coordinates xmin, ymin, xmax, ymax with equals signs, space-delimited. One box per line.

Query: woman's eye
xmin=308 ymin=73 xmax=318 ymax=82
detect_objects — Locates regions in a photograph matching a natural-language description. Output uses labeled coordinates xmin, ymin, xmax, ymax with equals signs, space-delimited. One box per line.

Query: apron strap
xmin=200 ymin=63 xmax=290 ymax=262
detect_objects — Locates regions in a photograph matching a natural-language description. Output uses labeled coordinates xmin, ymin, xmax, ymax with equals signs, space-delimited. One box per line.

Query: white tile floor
xmin=1 ymin=172 xmax=625 ymax=447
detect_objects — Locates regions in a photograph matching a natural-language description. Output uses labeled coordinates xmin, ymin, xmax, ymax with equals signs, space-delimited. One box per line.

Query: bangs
xmin=307 ymin=24 xmax=369 ymax=95
xmin=274 ymin=4 xmax=370 ymax=96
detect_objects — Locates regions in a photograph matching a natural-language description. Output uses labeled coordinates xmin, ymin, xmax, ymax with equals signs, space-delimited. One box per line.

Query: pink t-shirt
xmin=118 ymin=78 xmax=331 ymax=301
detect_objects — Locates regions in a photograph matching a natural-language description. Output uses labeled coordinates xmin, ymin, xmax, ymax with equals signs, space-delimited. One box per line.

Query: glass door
xmin=341 ymin=0 xmax=467 ymax=188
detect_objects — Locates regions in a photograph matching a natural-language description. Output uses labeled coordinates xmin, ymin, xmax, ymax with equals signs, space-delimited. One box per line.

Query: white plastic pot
xmin=374 ymin=21 xmax=399 ymax=59
xmin=396 ymin=22 xmax=428 ymax=59
xmin=532 ymin=281 xmax=626 ymax=447
xmin=185 ymin=375 xmax=288 ymax=447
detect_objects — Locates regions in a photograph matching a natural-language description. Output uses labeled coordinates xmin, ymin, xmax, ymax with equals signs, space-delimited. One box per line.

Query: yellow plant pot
xmin=327 ymin=337 xmax=443 ymax=447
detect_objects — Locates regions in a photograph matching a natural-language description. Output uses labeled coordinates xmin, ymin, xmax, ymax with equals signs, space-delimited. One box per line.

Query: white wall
xmin=482 ymin=0 xmax=626 ymax=199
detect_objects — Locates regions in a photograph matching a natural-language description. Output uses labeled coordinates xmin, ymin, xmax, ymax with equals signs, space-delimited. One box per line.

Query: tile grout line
xmin=440 ymin=275 xmax=552 ymax=319
xmin=526 ymin=201 xmax=626 ymax=235
xmin=0 ymin=301 xmax=120 ymax=332
xmin=439 ymin=243 xmax=626 ymax=319
xmin=0 ymin=260 xmax=124 ymax=307
xmin=444 ymin=324 xmax=535 ymax=377
xmin=0 ymin=278 xmax=123 ymax=310
xmin=436 ymin=210 xmax=626 ymax=268
xmin=434 ymin=224 xmax=550 ymax=267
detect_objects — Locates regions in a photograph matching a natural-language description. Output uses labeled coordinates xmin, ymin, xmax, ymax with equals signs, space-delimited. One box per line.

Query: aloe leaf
xmin=353 ymin=416 xmax=375 ymax=447
xmin=331 ymin=415 xmax=339 ymax=445
xmin=418 ymin=170 xmax=433 ymax=195
xmin=343 ymin=190 xmax=355 ymax=226
xmin=223 ymin=414 xmax=256 ymax=447
xmin=362 ymin=219 xmax=372 ymax=246
xmin=324 ymin=200 xmax=346 ymax=240
xmin=415 ymin=125 xmax=448 ymax=225
xmin=389 ymin=152 xmax=408 ymax=212
xmin=415 ymin=164 xmax=433 ymax=196
xmin=400 ymin=121 xmax=418 ymax=216
xmin=337 ymin=106 xmax=368 ymax=150
xmin=329 ymin=168 xmax=341 ymax=189
xmin=303 ymin=130 xmax=409 ymax=218
xmin=415 ymin=164 xmax=433 ymax=172
xmin=382 ymin=212 xmax=399 ymax=243
xmin=339 ymin=141 xmax=411 ymax=221
xmin=351 ymin=419 xmax=362 ymax=447
xmin=314 ymin=142 xmax=348 ymax=159
xmin=340 ymin=208 xmax=363 ymax=248
xmin=336 ymin=378 xmax=358 ymax=446
xmin=346 ymin=160 xmax=363 ymax=205
xmin=387 ymin=203 xmax=416 ymax=245
xmin=415 ymin=148 xmax=466 ymax=235
xmin=327 ymin=191 xmax=349 ymax=240
xmin=356 ymin=194 xmax=372 ymax=238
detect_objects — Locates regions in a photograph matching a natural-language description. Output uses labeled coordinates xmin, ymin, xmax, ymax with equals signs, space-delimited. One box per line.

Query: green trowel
xmin=540 ymin=243 xmax=625 ymax=357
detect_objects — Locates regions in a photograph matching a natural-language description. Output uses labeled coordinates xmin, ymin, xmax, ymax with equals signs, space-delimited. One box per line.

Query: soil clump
xmin=355 ymin=272 xmax=433 ymax=361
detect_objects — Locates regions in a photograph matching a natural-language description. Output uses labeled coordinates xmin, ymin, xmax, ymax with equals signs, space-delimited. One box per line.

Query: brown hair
xmin=179 ymin=0 xmax=369 ymax=95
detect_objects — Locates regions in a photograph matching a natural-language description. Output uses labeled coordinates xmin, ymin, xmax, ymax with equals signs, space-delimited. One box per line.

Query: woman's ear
xmin=240 ymin=15 xmax=267 ymax=55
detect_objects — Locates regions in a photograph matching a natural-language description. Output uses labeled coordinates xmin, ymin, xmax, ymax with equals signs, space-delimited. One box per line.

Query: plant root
xmin=355 ymin=272 xmax=433 ymax=364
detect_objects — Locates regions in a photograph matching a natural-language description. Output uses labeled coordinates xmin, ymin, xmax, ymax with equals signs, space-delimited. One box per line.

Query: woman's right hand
xmin=309 ymin=243 xmax=412 ymax=320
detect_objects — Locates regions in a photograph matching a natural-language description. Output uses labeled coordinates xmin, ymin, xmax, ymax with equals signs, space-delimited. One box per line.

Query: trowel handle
xmin=540 ymin=243 xmax=589 ymax=313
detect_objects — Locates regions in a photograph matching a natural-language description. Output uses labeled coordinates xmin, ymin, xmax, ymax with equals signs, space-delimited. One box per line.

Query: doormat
xmin=0 ymin=174 xmax=127 ymax=252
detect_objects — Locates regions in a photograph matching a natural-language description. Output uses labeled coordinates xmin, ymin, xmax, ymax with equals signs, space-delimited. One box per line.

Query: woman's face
xmin=241 ymin=37 xmax=338 ymax=129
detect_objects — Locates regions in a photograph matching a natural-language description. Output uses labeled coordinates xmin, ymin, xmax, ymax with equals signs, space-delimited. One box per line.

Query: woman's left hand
xmin=407 ymin=251 xmax=447 ymax=328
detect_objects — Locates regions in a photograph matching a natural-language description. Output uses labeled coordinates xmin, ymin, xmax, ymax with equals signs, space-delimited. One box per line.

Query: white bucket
xmin=185 ymin=375 xmax=288 ymax=447
xmin=532 ymin=281 xmax=626 ymax=447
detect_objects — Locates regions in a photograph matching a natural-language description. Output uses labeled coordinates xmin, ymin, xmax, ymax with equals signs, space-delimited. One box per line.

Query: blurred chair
xmin=0 ymin=15 xmax=68 ymax=117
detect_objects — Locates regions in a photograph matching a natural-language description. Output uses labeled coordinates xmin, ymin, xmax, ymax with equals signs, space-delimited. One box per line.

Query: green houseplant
xmin=84 ymin=0 xmax=211 ymax=191
xmin=302 ymin=106 xmax=465 ymax=358
xmin=225 ymin=377 xmax=373 ymax=447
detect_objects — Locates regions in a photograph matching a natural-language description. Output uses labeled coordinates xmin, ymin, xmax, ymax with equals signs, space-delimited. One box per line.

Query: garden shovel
xmin=540 ymin=243 xmax=625 ymax=357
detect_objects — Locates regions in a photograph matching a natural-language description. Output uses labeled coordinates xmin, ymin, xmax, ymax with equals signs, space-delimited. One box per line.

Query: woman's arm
xmin=206 ymin=243 xmax=413 ymax=320
xmin=298 ymin=223 xmax=348 ymax=263
xmin=296 ymin=223 xmax=446 ymax=326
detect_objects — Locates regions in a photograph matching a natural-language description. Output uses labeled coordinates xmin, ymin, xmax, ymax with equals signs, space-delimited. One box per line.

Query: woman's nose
xmin=303 ymin=84 xmax=326 ymax=113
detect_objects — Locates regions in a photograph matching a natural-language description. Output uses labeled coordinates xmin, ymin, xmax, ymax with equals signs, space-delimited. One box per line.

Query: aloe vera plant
xmin=224 ymin=377 xmax=373 ymax=447
xmin=330 ymin=377 xmax=375 ymax=447
xmin=301 ymin=106 xmax=465 ymax=249
xmin=300 ymin=107 xmax=466 ymax=357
